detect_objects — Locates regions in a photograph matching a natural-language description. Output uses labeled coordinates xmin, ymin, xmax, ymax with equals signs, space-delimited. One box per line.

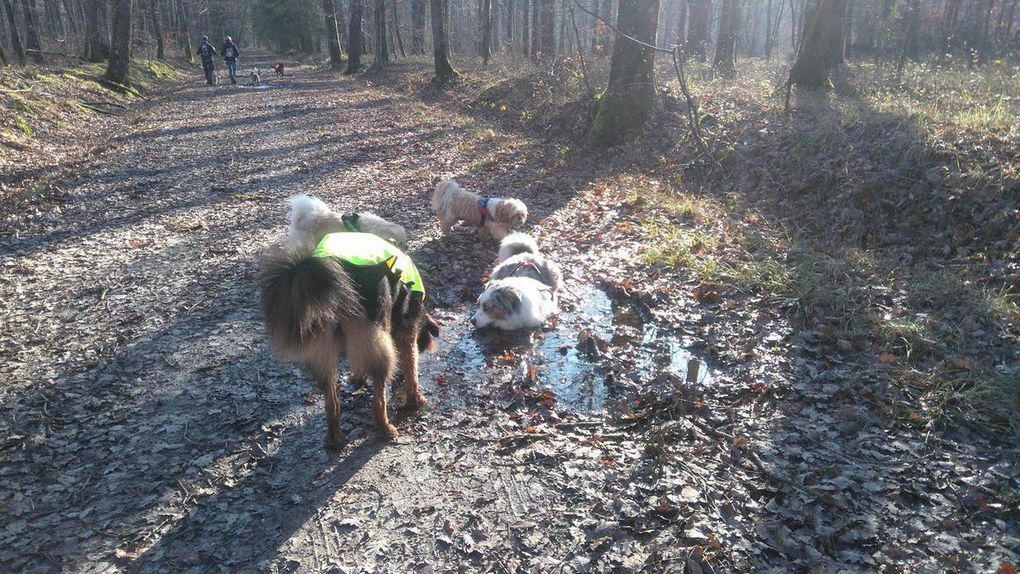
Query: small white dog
xmin=472 ymin=233 xmax=562 ymax=330
xmin=287 ymin=195 xmax=408 ymax=249
xmin=431 ymin=178 xmax=528 ymax=241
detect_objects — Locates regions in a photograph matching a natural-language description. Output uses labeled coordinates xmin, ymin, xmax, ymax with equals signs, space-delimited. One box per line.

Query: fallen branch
xmin=78 ymin=103 xmax=121 ymax=115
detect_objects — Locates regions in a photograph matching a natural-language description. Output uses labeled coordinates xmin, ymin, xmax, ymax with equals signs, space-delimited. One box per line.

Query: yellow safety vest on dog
xmin=312 ymin=232 xmax=425 ymax=299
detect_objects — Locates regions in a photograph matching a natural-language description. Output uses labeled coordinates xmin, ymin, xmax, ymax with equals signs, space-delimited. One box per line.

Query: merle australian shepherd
xmin=259 ymin=203 xmax=439 ymax=449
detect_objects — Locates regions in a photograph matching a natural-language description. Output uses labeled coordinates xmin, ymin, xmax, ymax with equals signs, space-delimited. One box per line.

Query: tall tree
xmin=411 ymin=0 xmax=425 ymax=53
xmin=430 ymin=0 xmax=457 ymax=81
xmin=675 ymin=0 xmax=687 ymax=46
xmin=175 ymin=0 xmax=193 ymax=64
xmin=103 ymin=0 xmax=133 ymax=87
xmin=530 ymin=0 xmax=539 ymax=55
xmin=2 ymin=0 xmax=26 ymax=65
xmin=520 ymin=0 xmax=529 ymax=55
xmin=686 ymin=0 xmax=710 ymax=59
xmin=20 ymin=0 xmax=43 ymax=60
xmin=324 ymin=0 xmax=345 ymax=69
xmin=590 ymin=0 xmax=660 ymax=147
xmin=505 ymin=0 xmax=513 ymax=51
xmin=788 ymin=0 xmax=846 ymax=87
xmin=370 ymin=0 xmax=389 ymax=68
xmin=479 ymin=0 xmax=492 ymax=63
xmin=84 ymin=0 xmax=107 ymax=61
xmin=539 ymin=0 xmax=553 ymax=57
xmin=347 ymin=0 xmax=364 ymax=72
xmin=391 ymin=0 xmax=406 ymax=57
xmin=713 ymin=0 xmax=738 ymax=75
xmin=147 ymin=0 xmax=165 ymax=59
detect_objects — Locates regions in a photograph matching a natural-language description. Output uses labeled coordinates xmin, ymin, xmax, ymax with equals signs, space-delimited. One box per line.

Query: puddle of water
xmin=420 ymin=286 xmax=715 ymax=412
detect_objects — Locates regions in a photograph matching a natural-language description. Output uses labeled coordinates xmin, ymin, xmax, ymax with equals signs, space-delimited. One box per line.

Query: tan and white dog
xmin=431 ymin=179 xmax=528 ymax=241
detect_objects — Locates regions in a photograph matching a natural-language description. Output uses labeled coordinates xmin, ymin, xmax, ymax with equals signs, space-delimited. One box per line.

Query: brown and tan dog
xmin=259 ymin=202 xmax=439 ymax=449
xmin=431 ymin=178 xmax=528 ymax=241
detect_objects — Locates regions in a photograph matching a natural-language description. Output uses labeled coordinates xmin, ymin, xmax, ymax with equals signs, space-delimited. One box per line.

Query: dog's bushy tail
xmin=432 ymin=179 xmax=460 ymax=210
xmin=259 ymin=243 xmax=363 ymax=359
xmin=498 ymin=232 xmax=540 ymax=262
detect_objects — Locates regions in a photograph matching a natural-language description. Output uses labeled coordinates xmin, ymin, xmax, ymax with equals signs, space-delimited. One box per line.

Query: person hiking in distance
xmin=222 ymin=36 xmax=240 ymax=85
xmin=197 ymin=36 xmax=217 ymax=86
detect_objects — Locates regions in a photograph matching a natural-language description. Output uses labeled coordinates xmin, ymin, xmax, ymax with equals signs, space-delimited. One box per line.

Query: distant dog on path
xmin=431 ymin=178 xmax=528 ymax=241
xmin=260 ymin=199 xmax=439 ymax=448
xmin=472 ymin=233 xmax=561 ymax=330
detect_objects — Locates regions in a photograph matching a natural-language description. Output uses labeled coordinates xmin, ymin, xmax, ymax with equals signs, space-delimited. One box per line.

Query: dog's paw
xmin=324 ymin=430 xmax=347 ymax=451
xmin=381 ymin=423 xmax=399 ymax=440
xmin=405 ymin=392 xmax=428 ymax=410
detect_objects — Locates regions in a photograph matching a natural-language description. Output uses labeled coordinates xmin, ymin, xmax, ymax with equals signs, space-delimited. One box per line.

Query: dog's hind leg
xmin=344 ymin=319 xmax=398 ymax=439
xmin=305 ymin=333 xmax=345 ymax=450
xmin=396 ymin=331 xmax=427 ymax=410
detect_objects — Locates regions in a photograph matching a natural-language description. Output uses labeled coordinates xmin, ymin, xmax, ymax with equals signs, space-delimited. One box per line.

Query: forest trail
xmin=0 ymin=60 xmax=641 ymax=572
xmin=1 ymin=60 xmax=1017 ymax=573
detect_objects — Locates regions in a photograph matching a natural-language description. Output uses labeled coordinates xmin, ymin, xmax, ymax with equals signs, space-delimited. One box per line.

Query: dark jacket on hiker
xmin=197 ymin=41 xmax=217 ymax=68
xmin=222 ymin=41 xmax=239 ymax=62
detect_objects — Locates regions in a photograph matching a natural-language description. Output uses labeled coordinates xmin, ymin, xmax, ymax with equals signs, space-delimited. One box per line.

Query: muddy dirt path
xmin=2 ymin=59 xmax=1017 ymax=573
xmin=0 ymin=59 xmax=647 ymax=572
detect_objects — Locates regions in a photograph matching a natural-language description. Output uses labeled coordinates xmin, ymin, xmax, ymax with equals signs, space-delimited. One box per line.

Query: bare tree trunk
xmin=2 ymin=0 xmax=26 ymax=64
xmin=539 ymin=0 xmax=553 ymax=57
xmin=61 ymin=0 xmax=79 ymax=38
xmin=505 ymin=0 xmax=513 ymax=51
xmin=713 ymin=0 xmax=737 ymax=75
xmin=347 ymin=0 xmax=363 ymax=72
xmin=411 ymin=0 xmax=425 ymax=53
xmin=103 ymin=0 xmax=132 ymax=87
xmin=324 ymin=0 xmax=345 ymax=68
xmin=686 ymin=0 xmax=710 ymax=59
xmin=479 ymin=0 xmax=491 ymax=63
xmin=20 ymin=0 xmax=43 ymax=60
xmin=175 ymin=0 xmax=192 ymax=64
xmin=530 ymin=0 xmax=539 ymax=56
xmin=675 ymin=0 xmax=687 ymax=46
xmin=521 ymin=0 xmax=529 ymax=55
xmin=522 ymin=0 xmax=530 ymax=54
xmin=590 ymin=0 xmax=660 ymax=147
xmin=764 ymin=0 xmax=773 ymax=58
xmin=788 ymin=0 xmax=846 ymax=88
xmin=369 ymin=0 xmax=388 ymax=67
xmin=430 ymin=0 xmax=457 ymax=80
xmin=147 ymin=0 xmax=164 ymax=59
xmin=391 ymin=0 xmax=405 ymax=57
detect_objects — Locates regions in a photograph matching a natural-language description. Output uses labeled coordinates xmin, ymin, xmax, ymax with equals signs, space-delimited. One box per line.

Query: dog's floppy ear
xmin=494 ymin=285 xmax=522 ymax=312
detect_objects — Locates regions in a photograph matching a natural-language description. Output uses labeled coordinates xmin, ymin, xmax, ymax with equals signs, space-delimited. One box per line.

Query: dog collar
xmin=478 ymin=198 xmax=492 ymax=223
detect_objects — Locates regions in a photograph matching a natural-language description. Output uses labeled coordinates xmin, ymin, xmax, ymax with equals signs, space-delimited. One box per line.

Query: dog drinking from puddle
xmin=259 ymin=199 xmax=439 ymax=449
xmin=432 ymin=178 xmax=528 ymax=241
xmin=473 ymin=233 xmax=562 ymax=330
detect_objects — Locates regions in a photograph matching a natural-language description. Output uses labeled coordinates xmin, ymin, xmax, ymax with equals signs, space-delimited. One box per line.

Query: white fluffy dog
xmin=431 ymin=178 xmax=528 ymax=241
xmin=472 ymin=233 xmax=562 ymax=330
xmin=287 ymin=195 xmax=408 ymax=249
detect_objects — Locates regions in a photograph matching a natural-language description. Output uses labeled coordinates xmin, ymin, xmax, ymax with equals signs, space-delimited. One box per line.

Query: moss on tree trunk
xmin=590 ymin=0 xmax=660 ymax=148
